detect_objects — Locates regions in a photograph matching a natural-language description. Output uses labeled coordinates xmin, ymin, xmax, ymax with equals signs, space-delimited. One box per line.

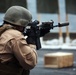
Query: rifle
xmin=24 ymin=20 xmax=69 ymax=50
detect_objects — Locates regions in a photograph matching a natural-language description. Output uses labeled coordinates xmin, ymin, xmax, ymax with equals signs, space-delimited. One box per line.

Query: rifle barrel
xmin=53 ymin=22 xmax=69 ymax=28
xmin=58 ymin=22 xmax=69 ymax=27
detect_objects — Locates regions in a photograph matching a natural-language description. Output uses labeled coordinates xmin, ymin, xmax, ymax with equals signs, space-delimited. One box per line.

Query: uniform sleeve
xmin=11 ymin=38 xmax=37 ymax=70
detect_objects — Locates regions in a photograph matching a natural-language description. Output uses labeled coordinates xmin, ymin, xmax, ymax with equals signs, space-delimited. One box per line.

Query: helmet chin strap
xmin=15 ymin=25 xmax=25 ymax=33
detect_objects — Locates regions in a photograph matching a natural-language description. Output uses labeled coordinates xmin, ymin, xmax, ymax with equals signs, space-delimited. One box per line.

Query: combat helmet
xmin=4 ymin=6 xmax=32 ymax=27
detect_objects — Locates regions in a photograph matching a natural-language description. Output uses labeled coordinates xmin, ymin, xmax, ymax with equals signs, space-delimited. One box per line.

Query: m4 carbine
xmin=24 ymin=20 xmax=69 ymax=50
